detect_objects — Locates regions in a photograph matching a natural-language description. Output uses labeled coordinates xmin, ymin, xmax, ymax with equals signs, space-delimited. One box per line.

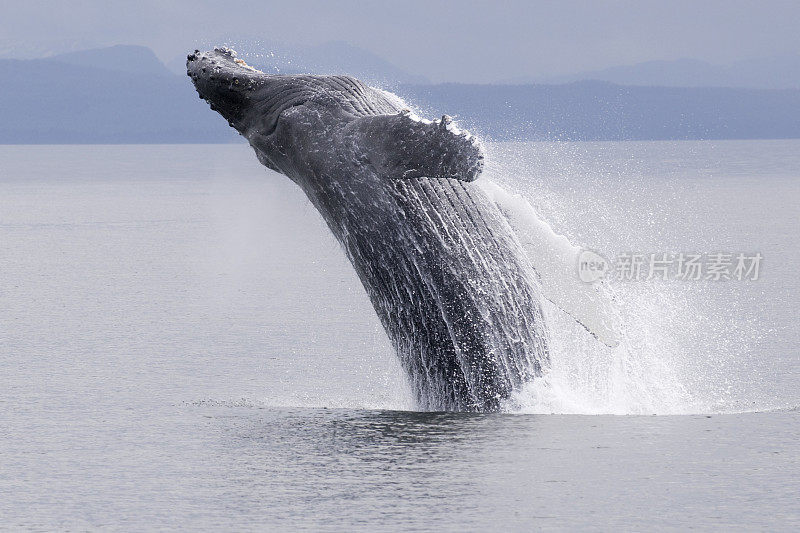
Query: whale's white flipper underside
xmin=480 ymin=181 xmax=622 ymax=348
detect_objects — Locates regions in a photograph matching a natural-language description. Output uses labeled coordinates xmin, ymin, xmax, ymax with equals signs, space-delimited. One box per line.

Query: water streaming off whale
xmin=378 ymin=177 xmax=549 ymax=410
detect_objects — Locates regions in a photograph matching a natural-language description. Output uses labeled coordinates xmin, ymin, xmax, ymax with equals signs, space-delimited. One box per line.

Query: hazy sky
xmin=2 ymin=0 xmax=799 ymax=83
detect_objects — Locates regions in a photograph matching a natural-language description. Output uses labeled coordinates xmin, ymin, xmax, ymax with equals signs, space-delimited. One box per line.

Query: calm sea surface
xmin=1 ymin=141 xmax=798 ymax=530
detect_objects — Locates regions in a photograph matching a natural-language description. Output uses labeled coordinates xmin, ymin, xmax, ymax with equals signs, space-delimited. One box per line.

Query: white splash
xmin=482 ymin=179 xmax=697 ymax=415
xmin=481 ymin=180 xmax=622 ymax=348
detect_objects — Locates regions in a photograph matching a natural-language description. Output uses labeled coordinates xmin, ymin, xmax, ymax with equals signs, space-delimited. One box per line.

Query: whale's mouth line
xmin=261 ymin=99 xmax=310 ymax=137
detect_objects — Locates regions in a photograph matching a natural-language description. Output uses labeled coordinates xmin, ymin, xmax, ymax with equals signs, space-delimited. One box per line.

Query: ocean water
xmin=1 ymin=141 xmax=798 ymax=530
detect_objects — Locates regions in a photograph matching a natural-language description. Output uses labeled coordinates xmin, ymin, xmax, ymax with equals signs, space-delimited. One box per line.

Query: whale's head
xmin=187 ymin=47 xmax=405 ymax=134
xmin=186 ymin=48 xmax=266 ymax=135
xmin=188 ymin=47 xmax=485 ymax=182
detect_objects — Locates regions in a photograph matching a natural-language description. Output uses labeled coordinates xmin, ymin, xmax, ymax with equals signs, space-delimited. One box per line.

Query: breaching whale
xmin=187 ymin=48 xmax=549 ymax=411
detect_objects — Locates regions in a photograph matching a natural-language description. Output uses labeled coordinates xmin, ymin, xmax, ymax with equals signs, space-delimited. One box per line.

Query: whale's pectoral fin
xmin=349 ymin=111 xmax=485 ymax=182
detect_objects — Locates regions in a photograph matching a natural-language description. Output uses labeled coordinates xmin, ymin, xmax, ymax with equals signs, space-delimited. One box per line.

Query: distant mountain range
xmin=397 ymin=82 xmax=800 ymax=141
xmin=51 ymin=45 xmax=176 ymax=76
xmin=1 ymin=45 xmax=799 ymax=144
xmin=520 ymin=55 xmax=800 ymax=90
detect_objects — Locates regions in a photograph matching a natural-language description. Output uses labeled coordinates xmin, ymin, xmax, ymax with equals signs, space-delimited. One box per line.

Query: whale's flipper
xmin=347 ymin=111 xmax=485 ymax=182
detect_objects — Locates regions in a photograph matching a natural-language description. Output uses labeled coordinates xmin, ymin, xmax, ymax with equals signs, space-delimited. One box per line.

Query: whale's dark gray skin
xmin=188 ymin=48 xmax=548 ymax=411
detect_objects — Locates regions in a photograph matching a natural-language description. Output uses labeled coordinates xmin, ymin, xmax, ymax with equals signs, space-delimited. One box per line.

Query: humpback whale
xmin=187 ymin=48 xmax=549 ymax=411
